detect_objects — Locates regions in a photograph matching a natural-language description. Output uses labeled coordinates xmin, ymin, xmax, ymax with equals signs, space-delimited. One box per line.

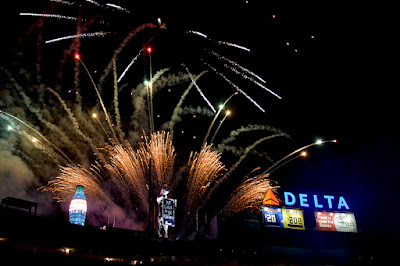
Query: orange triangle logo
xmin=263 ymin=189 xmax=280 ymax=206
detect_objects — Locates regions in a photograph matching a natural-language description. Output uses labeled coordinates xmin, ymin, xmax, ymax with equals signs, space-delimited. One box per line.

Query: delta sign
xmin=283 ymin=192 xmax=350 ymax=210
xmin=261 ymin=189 xmax=357 ymax=233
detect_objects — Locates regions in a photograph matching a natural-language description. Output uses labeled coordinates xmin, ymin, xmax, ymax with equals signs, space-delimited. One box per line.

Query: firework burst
xmin=0 ymin=1 xmax=292 ymax=237
xmin=221 ymin=169 xmax=279 ymax=216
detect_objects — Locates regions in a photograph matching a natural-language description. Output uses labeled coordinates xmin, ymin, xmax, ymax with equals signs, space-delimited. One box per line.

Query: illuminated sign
xmin=262 ymin=206 xmax=305 ymax=230
xmin=262 ymin=189 xmax=280 ymax=206
xmin=315 ymin=211 xmax=357 ymax=233
xmin=262 ymin=207 xmax=283 ymax=228
xmin=283 ymin=192 xmax=350 ymax=210
xmin=162 ymin=198 xmax=177 ymax=227
xmin=69 ymin=199 xmax=87 ymax=212
xmin=69 ymin=186 xmax=87 ymax=226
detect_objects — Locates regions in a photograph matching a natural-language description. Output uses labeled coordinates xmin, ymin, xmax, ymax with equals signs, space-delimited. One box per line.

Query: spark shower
xmin=0 ymin=1 xmax=289 ymax=237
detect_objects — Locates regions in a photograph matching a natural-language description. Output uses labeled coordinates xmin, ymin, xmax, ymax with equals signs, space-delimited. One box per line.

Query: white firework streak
xmin=118 ymin=49 xmax=143 ymax=83
xmin=218 ymin=40 xmax=251 ymax=52
xmin=50 ymin=0 xmax=75 ymax=5
xmin=225 ymin=64 xmax=282 ymax=99
xmin=187 ymin=30 xmax=208 ymax=38
xmin=106 ymin=3 xmax=131 ymax=13
xmin=85 ymin=0 xmax=102 ymax=7
xmin=208 ymin=50 xmax=266 ymax=83
xmin=19 ymin=13 xmax=78 ymax=21
xmin=45 ymin=31 xmax=110 ymax=44
xmin=184 ymin=65 xmax=216 ymax=113
xmin=204 ymin=63 xmax=265 ymax=112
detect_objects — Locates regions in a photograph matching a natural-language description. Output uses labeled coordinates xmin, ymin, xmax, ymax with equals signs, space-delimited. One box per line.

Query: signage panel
xmin=315 ymin=211 xmax=357 ymax=233
xmin=162 ymin=198 xmax=176 ymax=227
xmin=282 ymin=208 xmax=305 ymax=230
xmin=262 ymin=207 xmax=305 ymax=230
xmin=262 ymin=206 xmax=283 ymax=227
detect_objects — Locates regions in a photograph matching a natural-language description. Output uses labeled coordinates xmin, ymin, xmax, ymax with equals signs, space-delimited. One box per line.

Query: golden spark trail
xmin=0 ymin=111 xmax=73 ymax=164
xmin=210 ymin=110 xmax=230 ymax=144
xmin=202 ymin=92 xmax=238 ymax=146
xmin=222 ymin=171 xmax=277 ymax=216
xmin=42 ymin=164 xmax=110 ymax=202
xmin=145 ymin=131 xmax=176 ymax=188
xmin=103 ymin=141 xmax=149 ymax=211
xmin=179 ymin=144 xmax=225 ymax=237
xmin=77 ymin=57 xmax=119 ymax=143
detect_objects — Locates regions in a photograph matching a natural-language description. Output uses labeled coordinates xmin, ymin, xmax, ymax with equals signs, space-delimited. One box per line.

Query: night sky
xmin=1 ymin=0 xmax=398 ymax=239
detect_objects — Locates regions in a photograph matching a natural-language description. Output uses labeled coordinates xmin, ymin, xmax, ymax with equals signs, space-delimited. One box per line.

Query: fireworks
xmin=1 ymin=2 xmax=292 ymax=236
xmin=45 ymin=32 xmax=110 ymax=44
xmin=222 ymin=170 xmax=278 ymax=216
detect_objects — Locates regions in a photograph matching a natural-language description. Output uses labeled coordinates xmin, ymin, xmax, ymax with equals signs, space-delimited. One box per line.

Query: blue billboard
xmin=162 ymin=198 xmax=176 ymax=227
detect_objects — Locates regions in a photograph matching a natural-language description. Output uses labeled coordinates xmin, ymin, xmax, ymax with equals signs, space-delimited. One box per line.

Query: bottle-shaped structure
xmin=69 ymin=185 xmax=87 ymax=226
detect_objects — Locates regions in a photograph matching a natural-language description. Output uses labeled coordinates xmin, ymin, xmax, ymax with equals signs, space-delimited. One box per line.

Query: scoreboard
xmin=262 ymin=206 xmax=305 ymax=230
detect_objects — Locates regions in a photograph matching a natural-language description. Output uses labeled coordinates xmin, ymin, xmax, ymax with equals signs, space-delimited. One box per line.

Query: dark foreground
xmin=0 ymin=208 xmax=393 ymax=265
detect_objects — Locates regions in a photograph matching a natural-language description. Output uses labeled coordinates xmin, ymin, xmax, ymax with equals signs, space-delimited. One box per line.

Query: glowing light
xmin=74 ymin=54 xmax=80 ymax=60
xmin=7 ymin=126 xmax=13 ymax=131
xmin=300 ymin=151 xmax=307 ymax=157
xmin=92 ymin=113 xmax=97 ymax=118
xmin=106 ymin=3 xmax=130 ymax=13
xmin=69 ymin=199 xmax=87 ymax=212
xmin=187 ymin=30 xmax=208 ymax=38
xmin=332 ymin=139 xmax=337 ymax=143
xmin=226 ymin=110 xmax=231 ymax=116
xmin=32 ymin=137 xmax=38 ymax=143
xmin=45 ymin=32 xmax=109 ymax=44
xmin=217 ymin=40 xmax=251 ymax=52
xmin=315 ymin=139 xmax=323 ymax=145
xmin=147 ymin=47 xmax=152 ymax=53
xmin=118 ymin=49 xmax=142 ymax=83
xmin=69 ymin=186 xmax=87 ymax=226
xmin=19 ymin=12 xmax=78 ymax=21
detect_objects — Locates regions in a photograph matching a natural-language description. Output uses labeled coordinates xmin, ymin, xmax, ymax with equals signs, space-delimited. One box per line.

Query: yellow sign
xmin=282 ymin=208 xmax=305 ymax=230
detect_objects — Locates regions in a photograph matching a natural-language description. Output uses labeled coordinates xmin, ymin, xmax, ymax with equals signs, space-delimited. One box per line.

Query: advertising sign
xmin=262 ymin=207 xmax=305 ymax=230
xmin=315 ymin=211 xmax=357 ymax=233
xmin=162 ymin=198 xmax=176 ymax=227
xmin=282 ymin=208 xmax=305 ymax=230
xmin=283 ymin=192 xmax=350 ymax=210
xmin=262 ymin=206 xmax=283 ymax=227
